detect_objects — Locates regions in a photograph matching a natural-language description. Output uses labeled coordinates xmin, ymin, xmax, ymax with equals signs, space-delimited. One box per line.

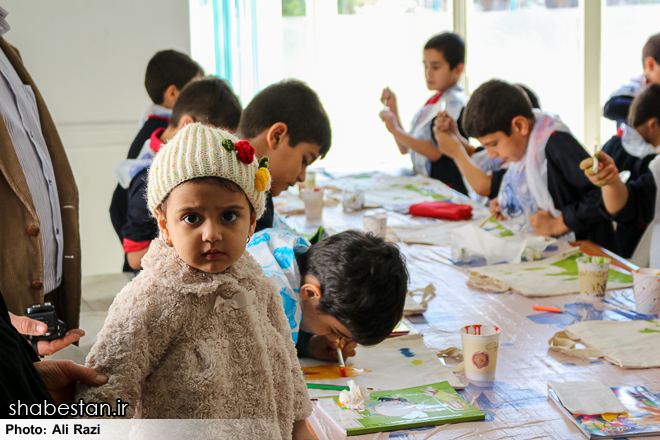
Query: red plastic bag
xmin=408 ymin=201 xmax=473 ymax=220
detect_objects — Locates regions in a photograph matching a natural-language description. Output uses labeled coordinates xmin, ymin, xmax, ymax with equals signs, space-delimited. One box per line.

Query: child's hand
xmin=579 ymin=151 xmax=619 ymax=187
xmin=530 ymin=211 xmax=569 ymax=237
xmin=433 ymin=122 xmax=464 ymax=159
xmin=434 ymin=110 xmax=458 ymax=135
xmin=292 ymin=420 xmax=315 ymax=440
xmin=379 ymin=109 xmax=400 ymax=134
xmin=380 ymin=87 xmax=397 ymax=111
xmin=489 ymin=198 xmax=505 ymax=220
xmin=306 ymin=335 xmax=357 ymax=362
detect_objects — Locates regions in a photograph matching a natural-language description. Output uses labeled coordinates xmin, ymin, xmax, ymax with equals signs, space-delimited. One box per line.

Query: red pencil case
xmin=408 ymin=201 xmax=473 ymax=220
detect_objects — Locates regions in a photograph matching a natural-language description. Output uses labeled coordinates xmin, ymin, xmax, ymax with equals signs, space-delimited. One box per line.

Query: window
xmin=190 ymin=0 xmax=657 ymax=172
xmin=600 ymin=0 xmax=660 ymax=140
xmin=283 ymin=1 xmax=453 ymax=173
xmin=467 ymin=1 xmax=583 ymax=139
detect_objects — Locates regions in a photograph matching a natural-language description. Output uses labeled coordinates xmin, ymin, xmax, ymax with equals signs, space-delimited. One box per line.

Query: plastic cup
xmin=303 ymin=171 xmax=316 ymax=189
xmin=362 ymin=213 xmax=387 ymax=238
xmin=300 ymin=188 xmax=324 ymax=221
xmin=633 ymin=268 xmax=660 ymax=315
xmin=576 ymin=256 xmax=610 ymax=298
xmin=460 ymin=324 xmax=502 ymax=381
xmin=342 ymin=190 xmax=365 ymax=212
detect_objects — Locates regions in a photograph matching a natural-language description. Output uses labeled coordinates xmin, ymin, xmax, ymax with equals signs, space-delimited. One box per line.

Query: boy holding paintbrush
xmin=247 ymin=228 xmax=408 ymax=363
xmin=432 ymin=79 xmax=618 ymax=252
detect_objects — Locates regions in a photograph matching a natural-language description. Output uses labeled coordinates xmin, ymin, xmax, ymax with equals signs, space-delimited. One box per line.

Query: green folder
xmin=316 ymin=381 xmax=485 ymax=436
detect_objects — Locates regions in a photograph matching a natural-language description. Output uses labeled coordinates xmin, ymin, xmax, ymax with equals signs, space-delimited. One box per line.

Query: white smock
xmin=497 ymin=110 xmax=575 ymax=240
xmin=409 ymin=83 xmax=468 ymax=176
xmin=648 ymin=156 xmax=660 ymax=268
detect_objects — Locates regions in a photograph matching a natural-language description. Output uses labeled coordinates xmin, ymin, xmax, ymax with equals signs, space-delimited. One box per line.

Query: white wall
xmin=2 ymin=0 xmax=191 ymax=276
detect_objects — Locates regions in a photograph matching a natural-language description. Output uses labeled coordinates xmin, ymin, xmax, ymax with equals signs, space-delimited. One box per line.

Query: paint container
xmin=300 ymin=188 xmax=324 ymax=221
xmin=362 ymin=213 xmax=387 ymax=238
xmin=303 ymin=171 xmax=316 ymax=189
xmin=342 ymin=190 xmax=365 ymax=212
xmin=576 ymin=256 xmax=610 ymax=298
xmin=633 ymin=268 xmax=660 ymax=315
xmin=460 ymin=324 xmax=501 ymax=381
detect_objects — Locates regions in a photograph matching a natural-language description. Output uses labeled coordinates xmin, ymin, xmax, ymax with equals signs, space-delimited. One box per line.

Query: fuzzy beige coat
xmin=76 ymin=238 xmax=311 ymax=437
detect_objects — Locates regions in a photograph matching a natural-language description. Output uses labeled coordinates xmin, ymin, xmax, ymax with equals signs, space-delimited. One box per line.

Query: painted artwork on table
xmin=549 ymin=386 xmax=660 ymax=438
xmin=302 ymin=364 xmax=371 ymax=381
xmin=300 ymin=334 xmax=463 ymax=397
xmin=468 ymin=248 xmax=634 ymax=297
xmin=549 ymin=319 xmax=660 ymax=368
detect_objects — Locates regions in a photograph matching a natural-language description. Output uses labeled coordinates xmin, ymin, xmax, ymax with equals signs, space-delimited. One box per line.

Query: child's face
xmin=644 ymin=57 xmax=660 ymax=85
xmin=423 ymin=49 xmax=462 ymax=92
xmin=156 ymin=179 xmax=256 ymax=273
xmin=477 ymin=117 xmax=531 ymax=163
xmin=268 ymin=137 xmax=322 ymax=196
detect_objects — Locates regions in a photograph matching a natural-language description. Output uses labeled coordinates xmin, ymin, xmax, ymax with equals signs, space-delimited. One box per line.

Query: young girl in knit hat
xmin=76 ymin=123 xmax=314 ymax=439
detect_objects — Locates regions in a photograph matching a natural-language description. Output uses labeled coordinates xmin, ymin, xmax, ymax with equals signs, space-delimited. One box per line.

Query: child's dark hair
xmin=238 ymin=80 xmax=332 ymax=158
xmin=463 ymin=79 xmax=535 ymax=138
xmin=515 ymin=84 xmax=541 ymax=110
xmin=145 ymin=50 xmax=204 ymax=105
xmin=643 ymin=32 xmax=660 ymax=64
xmin=170 ymin=77 xmax=242 ymax=131
xmin=296 ymin=230 xmax=408 ymax=346
xmin=629 ymin=83 xmax=660 ymax=128
xmin=424 ymin=32 xmax=465 ymax=70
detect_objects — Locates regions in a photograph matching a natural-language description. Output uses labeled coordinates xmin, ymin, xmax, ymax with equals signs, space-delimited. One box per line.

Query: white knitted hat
xmin=147 ymin=123 xmax=270 ymax=218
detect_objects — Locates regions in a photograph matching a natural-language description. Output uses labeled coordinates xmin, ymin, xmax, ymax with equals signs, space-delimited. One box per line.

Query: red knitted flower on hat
xmin=234 ymin=140 xmax=255 ymax=164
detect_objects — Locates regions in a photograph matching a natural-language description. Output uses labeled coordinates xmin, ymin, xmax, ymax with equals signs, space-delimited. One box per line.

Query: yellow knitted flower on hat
xmin=255 ymin=157 xmax=271 ymax=192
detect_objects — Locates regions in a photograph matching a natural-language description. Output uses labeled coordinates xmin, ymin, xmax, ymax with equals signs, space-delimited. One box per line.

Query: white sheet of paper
xmin=300 ymin=334 xmax=463 ymax=397
xmin=548 ymin=381 xmax=627 ymax=415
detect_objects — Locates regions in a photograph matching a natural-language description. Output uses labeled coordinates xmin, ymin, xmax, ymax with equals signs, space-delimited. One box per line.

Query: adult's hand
xmin=306 ymin=335 xmax=357 ymax=362
xmin=9 ymin=312 xmax=84 ymax=356
xmin=34 ymin=360 xmax=107 ymax=405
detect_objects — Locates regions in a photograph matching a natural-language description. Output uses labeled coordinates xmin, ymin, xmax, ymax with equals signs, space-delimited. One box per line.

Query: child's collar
xmin=149 ymin=128 xmax=167 ymax=153
xmin=140 ymin=237 xmax=260 ymax=298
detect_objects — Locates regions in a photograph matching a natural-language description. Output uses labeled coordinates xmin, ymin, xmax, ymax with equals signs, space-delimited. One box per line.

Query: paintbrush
xmin=381 ymin=87 xmax=390 ymax=112
xmin=592 ymin=143 xmax=600 ymax=175
xmin=337 ymin=347 xmax=347 ymax=377
xmin=479 ymin=213 xmax=495 ymax=228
